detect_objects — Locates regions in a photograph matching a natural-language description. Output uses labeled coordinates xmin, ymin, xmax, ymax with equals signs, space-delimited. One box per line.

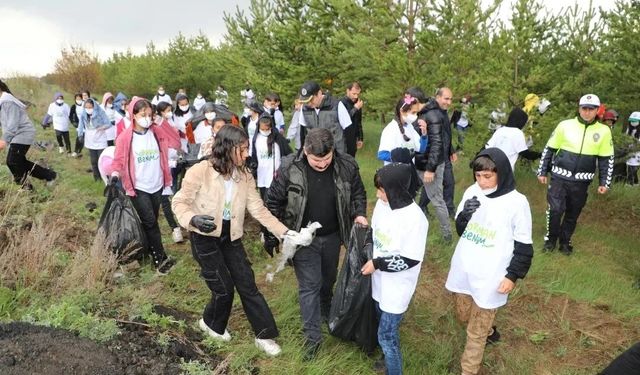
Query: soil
xmin=0 ymin=305 xmax=219 ymax=375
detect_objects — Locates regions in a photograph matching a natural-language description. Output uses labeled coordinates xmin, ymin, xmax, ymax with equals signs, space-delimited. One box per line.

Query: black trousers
xmin=343 ymin=124 xmax=358 ymax=157
xmin=160 ymin=195 xmax=178 ymax=229
xmin=6 ymin=144 xmax=56 ymax=184
xmin=190 ymin=225 xmax=279 ymax=339
xmin=130 ymin=189 xmax=167 ymax=266
xmin=545 ymin=177 xmax=590 ymax=245
xmin=55 ymin=130 xmax=71 ymax=153
xmin=74 ymin=135 xmax=83 ymax=154
xmin=88 ymin=148 xmax=104 ymax=181
xmin=628 ymin=165 xmax=639 ymax=185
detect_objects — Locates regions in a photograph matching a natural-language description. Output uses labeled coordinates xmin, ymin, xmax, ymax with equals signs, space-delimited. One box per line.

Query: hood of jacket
xmin=473 ymin=147 xmax=515 ymax=198
xmin=377 ymin=163 xmax=415 ymax=210
xmin=0 ymin=92 xmax=27 ymax=109
xmin=53 ymin=92 xmax=64 ymax=102
xmin=101 ymin=92 xmax=114 ymax=107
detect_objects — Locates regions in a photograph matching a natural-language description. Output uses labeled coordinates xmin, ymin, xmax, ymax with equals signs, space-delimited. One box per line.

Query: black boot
xmin=542 ymin=239 xmax=556 ymax=253
xmin=150 ymin=248 xmax=174 ymax=275
xmin=486 ymin=326 xmax=501 ymax=345
xmin=559 ymin=243 xmax=573 ymax=256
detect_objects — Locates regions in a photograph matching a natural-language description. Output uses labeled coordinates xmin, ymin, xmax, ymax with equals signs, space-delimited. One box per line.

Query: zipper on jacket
xmin=573 ymin=122 xmax=588 ymax=176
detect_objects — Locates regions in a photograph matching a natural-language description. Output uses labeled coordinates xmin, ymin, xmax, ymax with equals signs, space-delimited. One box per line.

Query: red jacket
xmin=111 ymin=99 xmax=180 ymax=197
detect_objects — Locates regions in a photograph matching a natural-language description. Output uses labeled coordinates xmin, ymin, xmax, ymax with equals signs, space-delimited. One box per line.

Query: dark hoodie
xmin=505 ymin=107 xmax=528 ymax=129
xmin=376 ymin=163 xmax=415 ymax=210
xmin=456 ymin=147 xmax=533 ymax=282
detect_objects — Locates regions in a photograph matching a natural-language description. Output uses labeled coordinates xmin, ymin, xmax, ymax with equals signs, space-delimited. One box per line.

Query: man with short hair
xmin=297 ymin=81 xmax=352 ymax=154
xmin=422 ymin=87 xmax=456 ymax=242
xmin=266 ymin=128 xmax=367 ymax=359
xmin=340 ymin=82 xmax=364 ymax=157
xmin=537 ymin=94 xmax=614 ymax=255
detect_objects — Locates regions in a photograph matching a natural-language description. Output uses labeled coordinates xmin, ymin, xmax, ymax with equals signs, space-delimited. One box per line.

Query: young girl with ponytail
xmin=377 ymin=95 xmax=428 ymax=165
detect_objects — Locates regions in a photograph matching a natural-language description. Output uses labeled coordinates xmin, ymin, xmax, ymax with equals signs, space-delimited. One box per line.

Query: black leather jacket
xmin=420 ymin=98 xmax=453 ymax=172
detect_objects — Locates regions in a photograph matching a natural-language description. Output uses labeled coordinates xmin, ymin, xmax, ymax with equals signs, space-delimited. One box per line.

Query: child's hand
xmin=497 ymin=278 xmax=515 ymax=294
xmin=361 ymin=260 xmax=375 ymax=275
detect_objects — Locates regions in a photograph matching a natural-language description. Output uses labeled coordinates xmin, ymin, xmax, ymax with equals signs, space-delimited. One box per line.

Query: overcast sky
xmin=0 ymin=0 xmax=616 ymax=77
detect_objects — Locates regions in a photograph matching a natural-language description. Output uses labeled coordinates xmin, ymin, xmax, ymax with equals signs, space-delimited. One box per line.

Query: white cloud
xmin=0 ymin=7 xmax=65 ymax=77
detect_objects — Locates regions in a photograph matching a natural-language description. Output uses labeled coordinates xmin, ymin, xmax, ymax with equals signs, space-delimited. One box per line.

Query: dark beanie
xmin=506 ymin=107 xmax=528 ymax=129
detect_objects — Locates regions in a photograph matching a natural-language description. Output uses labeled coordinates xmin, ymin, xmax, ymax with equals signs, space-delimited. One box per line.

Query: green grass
xmin=1 ymin=77 xmax=639 ymax=374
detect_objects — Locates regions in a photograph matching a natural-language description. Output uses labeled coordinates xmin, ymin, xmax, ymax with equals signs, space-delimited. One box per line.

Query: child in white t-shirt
xmin=485 ymin=107 xmax=541 ymax=170
xmin=361 ymin=163 xmax=428 ymax=375
xmin=445 ymin=147 xmax=533 ymax=375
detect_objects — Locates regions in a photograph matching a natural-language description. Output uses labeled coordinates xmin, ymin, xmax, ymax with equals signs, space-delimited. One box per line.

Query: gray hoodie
xmin=0 ymin=92 xmax=35 ymax=145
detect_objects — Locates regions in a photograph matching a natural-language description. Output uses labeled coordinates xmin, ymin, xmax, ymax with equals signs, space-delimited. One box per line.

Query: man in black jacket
xmin=298 ymin=81 xmax=352 ymax=154
xmin=339 ymin=82 xmax=364 ymax=157
xmin=266 ymin=128 xmax=367 ymax=359
xmin=422 ymin=87 xmax=456 ymax=242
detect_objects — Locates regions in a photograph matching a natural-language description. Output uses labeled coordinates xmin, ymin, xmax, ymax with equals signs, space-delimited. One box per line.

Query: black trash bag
xmin=328 ymin=224 xmax=378 ymax=353
xmin=97 ymin=185 xmax=147 ymax=263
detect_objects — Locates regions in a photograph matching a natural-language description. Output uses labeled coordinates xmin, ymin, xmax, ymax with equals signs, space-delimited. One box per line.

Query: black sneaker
xmin=303 ymin=341 xmax=320 ymax=361
xmin=486 ymin=326 xmax=501 ymax=345
xmin=157 ymin=257 xmax=176 ymax=275
xmin=559 ymin=243 xmax=573 ymax=256
xmin=373 ymin=357 xmax=387 ymax=373
xmin=542 ymin=240 xmax=556 ymax=253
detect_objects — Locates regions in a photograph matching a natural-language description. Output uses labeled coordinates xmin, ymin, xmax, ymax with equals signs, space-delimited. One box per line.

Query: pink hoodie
xmin=111 ymin=97 xmax=180 ymax=197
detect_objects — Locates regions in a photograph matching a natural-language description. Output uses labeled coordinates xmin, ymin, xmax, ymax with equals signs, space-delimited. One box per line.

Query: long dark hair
xmin=0 ymin=79 xmax=12 ymax=94
xmin=258 ymin=113 xmax=277 ymax=157
xmin=210 ymin=125 xmax=249 ymax=177
xmin=395 ymin=96 xmax=418 ymax=142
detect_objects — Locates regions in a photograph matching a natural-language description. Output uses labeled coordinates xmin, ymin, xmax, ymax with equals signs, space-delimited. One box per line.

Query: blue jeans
xmin=376 ymin=301 xmax=404 ymax=375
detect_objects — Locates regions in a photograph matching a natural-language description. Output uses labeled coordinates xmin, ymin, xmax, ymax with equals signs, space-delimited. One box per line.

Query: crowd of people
xmin=1 ymin=76 xmax=638 ymax=374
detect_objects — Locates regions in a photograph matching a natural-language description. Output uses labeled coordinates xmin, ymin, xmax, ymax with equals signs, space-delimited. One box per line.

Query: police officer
xmin=537 ymin=94 xmax=614 ymax=255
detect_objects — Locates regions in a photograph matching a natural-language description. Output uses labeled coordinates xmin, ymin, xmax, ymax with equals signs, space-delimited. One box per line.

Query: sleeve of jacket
xmin=598 ymin=128 xmax=615 ymax=188
xmin=171 ymin=162 xmax=205 ymax=231
xmin=0 ymin=103 xmax=20 ymax=143
xmin=348 ymin=158 xmax=367 ymax=218
xmin=505 ymin=240 xmax=533 ymax=282
xmin=265 ymin=156 xmax=292 ymax=221
xmin=423 ymin=111 xmax=443 ymax=172
xmin=245 ymin=173 xmax=289 ymax=238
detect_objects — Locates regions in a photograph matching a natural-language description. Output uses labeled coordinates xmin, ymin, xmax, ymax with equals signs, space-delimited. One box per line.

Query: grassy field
xmin=0 ymin=77 xmax=639 ymax=374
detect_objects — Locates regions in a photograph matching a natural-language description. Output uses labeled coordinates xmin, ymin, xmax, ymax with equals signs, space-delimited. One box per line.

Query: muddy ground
xmin=0 ymin=306 xmax=218 ymax=375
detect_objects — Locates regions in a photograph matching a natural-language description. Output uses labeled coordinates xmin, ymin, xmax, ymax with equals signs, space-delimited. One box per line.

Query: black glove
xmin=108 ymin=175 xmax=119 ymax=187
xmin=78 ymin=136 xmax=84 ymax=144
xmin=460 ymin=196 xmax=481 ymax=218
xmin=263 ymin=232 xmax=280 ymax=257
xmin=390 ymin=147 xmax=413 ymax=164
xmin=190 ymin=215 xmax=217 ymax=233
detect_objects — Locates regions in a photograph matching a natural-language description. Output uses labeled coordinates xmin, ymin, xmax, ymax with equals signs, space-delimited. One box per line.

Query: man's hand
xmin=354 ymin=99 xmax=364 ymax=110
xmin=418 ymin=119 xmax=427 ymax=135
xmin=356 ymin=140 xmax=364 ymax=149
xmin=354 ymin=216 xmax=368 ymax=226
xmin=423 ymin=171 xmax=435 ymax=183
xmin=450 ymin=153 xmax=458 ymax=163
xmin=361 ymin=259 xmax=375 ymax=275
xmin=0 ymin=139 xmax=6 ymax=150
xmin=537 ymin=176 xmax=547 ymax=185
xmin=497 ymin=278 xmax=516 ymax=294
xmin=597 ymin=186 xmax=608 ymax=194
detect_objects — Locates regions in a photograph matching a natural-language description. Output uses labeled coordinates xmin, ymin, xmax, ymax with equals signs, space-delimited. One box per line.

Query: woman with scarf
xmin=110 ymin=97 xmax=180 ymax=274
xmin=78 ymin=98 xmax=113 ymax=181
xmin=47 ymin=92 xmax=72 ymax=154
xmin=0 ymin=79 xmax=57 ymax=189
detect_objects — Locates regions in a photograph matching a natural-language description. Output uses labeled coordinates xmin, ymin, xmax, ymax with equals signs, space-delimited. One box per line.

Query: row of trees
xmin=50 ymin=0 xmax=639 ymax=149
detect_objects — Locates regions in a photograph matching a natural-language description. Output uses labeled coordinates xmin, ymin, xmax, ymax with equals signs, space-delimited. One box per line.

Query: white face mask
xmin=85 ymin=108 xmax=94 ymax=115
xmin=158 ymin=90 xmax=165 ymax=96
xmin=197 ymin=95 xmax=203 ymax=99
xmin=76 ymin=100 xmax=83 ymax=105
xmin=631 ymin=121 xmax=639 ymax=127
xmin=56 ymin=99 xmax=64 ymax=105
xmin=106 ymin=103 xmax=113 ymax=109
xmin=125 ymin=111 xmax=130 ymax=119
xmin=478 ymin=183 xmax=498 ymax=196
xmin=137 ymin=116 xmax=152 ymax=128
xmin=404 ymin=113 xmax=418 ymax=124
xmin=179 ymin=105 xmax=190 ymax=112
xmin=259 ymin=129 xmax=271 ymax=136
xmin=163 ymin=111 xmax=173 ymax=119
xmin=205 ymin=112 xmax=216 ymax=121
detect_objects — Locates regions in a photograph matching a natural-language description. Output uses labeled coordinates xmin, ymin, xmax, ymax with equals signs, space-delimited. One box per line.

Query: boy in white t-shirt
xmin=361 ymin=163 xmax=428 ymax=375
xmin=485 ymin=107 xmax=541 ymax=170
xmin=445 ymin=148 xmax=533 ymax=375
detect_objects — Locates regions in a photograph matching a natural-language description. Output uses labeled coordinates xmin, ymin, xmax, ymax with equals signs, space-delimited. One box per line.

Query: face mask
xmin=404 ymin=113 xmax=418 ymax=124
xmin=479 ymin=184 xmax=498 ymax=196
xmin=121 ymin=104 xmax=126 ymax=110
xmin=197 ymin=95 xmax=203 ymax=99
xmin=137 ymin=116 xmax=151 ymax=128
xmin=631 ymin=121 xmax=639 ymax=127
xmin=260 ymin=129 xmax=271 ymax=136
xmin=163 ymin=111 xmax=173 ymax=119
xmin=205 ymin=112 xmax=216 ymax=121
xmin=106 ymin=103 xmax=113 ymax=109
xmin=76 ymin=100 xmax=83 ymax=105
xmin=125 ymin=111 xmax=130 ymax=119
xmin=179 ymin=105 xmax=190 ymax=112
xmin=85 ymin=108 xmax=94 ymax=115
xmin=56 ymin=99 xmax=64 ymax=105
xmin=158 ymin=90 xmax=165 ymax=96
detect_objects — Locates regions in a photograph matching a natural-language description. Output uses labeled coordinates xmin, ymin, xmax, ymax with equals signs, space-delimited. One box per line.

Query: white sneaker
xmin=255 ymin=338 xmax=281 ymax=356
xmin=71 ymin=152 xmax=78 ymax=158
xmin=58 ymin=147 xmax=64 ymax=154
xmin=172 ymin=227 xmax=184 ymax=243
xmin=198 ymin=319 xmax=231 ymax=342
